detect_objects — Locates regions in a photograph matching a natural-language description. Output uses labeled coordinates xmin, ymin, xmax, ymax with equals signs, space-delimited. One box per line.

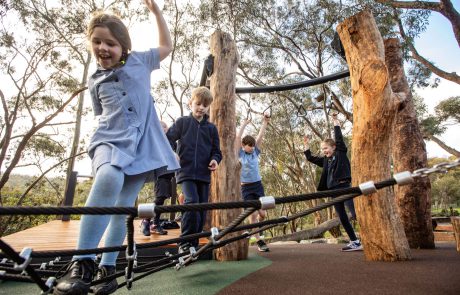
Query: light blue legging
xmin=73 ymin=163 xmax=147 ymax=266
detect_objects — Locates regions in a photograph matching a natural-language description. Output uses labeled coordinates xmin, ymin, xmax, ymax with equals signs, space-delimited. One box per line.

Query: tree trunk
xmin=270 ymin=217 xmax=349 ymax=243
xmin=424 ymin=133 xmax=460 ymax=157
xmin=337 ymin=10 xmax=411 ymax=261
xmin=208 ymin=30 xmax=248 ymax=261
xmin=384 ymin=38 xmax=435 ymax=249
xmin=63 ymin=52 xmax=92 ymax=206
xmin=451 ymin=217 xmax=460 ymax=252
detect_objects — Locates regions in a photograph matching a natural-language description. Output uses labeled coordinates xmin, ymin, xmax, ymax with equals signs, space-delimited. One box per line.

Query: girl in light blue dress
xmin=55 ymin=1 xmax=179 ymax=295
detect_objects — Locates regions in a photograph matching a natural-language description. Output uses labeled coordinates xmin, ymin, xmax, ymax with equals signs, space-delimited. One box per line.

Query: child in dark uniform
xmin=303 ymin=113 xmax=362 ymax=252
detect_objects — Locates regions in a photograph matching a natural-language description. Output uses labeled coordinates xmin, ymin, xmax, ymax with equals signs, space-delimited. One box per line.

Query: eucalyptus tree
xmin=417 ymin=96 xmax=460 ymax=157
xmin=154 ymin=0 xmax=211 ymax=120
xmin=374 ymin=0 xmax=459 ymax=84
xmin=0 ymin=0 xmax=148 ymax=235
xmin=0 ymin=0 xmax=149 ymax=187
xmin=350 ymin=0 xmax=460 ymax=155
xmin=195 ymin=0 xmax=353 ymax=232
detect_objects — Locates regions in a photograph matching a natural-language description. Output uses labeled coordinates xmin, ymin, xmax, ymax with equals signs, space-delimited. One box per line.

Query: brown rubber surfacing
xmin=218 ymin=242 xmax=460 ymax=295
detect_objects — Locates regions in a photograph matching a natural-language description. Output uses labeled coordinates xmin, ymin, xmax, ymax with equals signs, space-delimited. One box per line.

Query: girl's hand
xmin=208 ymin=159 xmax=218 ymax=171
xmin=263 ymin=113 xmax=271 ymax=123
xmin=144 ymin=0 xmax=159 ymax=12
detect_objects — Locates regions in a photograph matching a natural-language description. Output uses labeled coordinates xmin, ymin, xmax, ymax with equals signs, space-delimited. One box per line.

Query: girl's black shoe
xmin=54 ymin=259 xmax=96 ymax=295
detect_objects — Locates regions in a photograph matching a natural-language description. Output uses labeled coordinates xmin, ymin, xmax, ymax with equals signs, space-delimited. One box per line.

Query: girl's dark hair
xmin=87 ymin=13 xmax=132 ymax=55
xmin=242 ymin=135 xmax=256 ymax=147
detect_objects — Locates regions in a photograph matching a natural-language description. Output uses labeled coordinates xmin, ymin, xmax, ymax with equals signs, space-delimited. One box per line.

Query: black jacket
xmin=166 ymin=114 xmax=222 ymax=184
xmin=304 ymin=126 xmax=351 ymax=191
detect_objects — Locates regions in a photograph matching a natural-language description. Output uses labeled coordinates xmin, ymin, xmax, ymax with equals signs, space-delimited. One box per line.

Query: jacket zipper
xmin=194 ymin=122 xmax=200 ymax=179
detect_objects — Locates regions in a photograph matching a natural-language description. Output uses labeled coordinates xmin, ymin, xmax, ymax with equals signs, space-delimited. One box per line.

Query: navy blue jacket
xmin=166 ymin=114 xmax=222 ymax=184
xmin=304 ymin=126 xmax=351 ymax=191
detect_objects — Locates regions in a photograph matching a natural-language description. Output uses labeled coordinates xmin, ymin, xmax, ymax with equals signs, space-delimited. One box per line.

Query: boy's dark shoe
xmin=140 ymin=219 xmax=151 ymax=236
xmin=256 ymin=240 xmax=269 ymax=252
xmin=91 ymin=265 xmax=118 ymax=295
xmin=54 ymin=259 xmax=96 ymax=295
xmin=150 ymin=224 xmax=168 ymax=235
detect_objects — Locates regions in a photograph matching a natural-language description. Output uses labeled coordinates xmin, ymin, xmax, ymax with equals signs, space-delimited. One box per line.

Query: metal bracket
xmin=359 ymin=181 xmax=377 ymax=195
xmin=13 ymin=247 xmax=32 ymax=271
xmin=210 ymin=227 xmax=219 ymax=245
xmin=40 ymin=276 xmax=56 ymax=295
xmin=125 ymin=243 xmax=137 ymax=262
xmin=175 ymin=257 xmax=185 ymax=270
xmin=259 ymin=196 xmax=276 ymax=210
xmin=138 ymin=203 xmax=156 ymax=218
xmin=393 ymin=171 xmax=414 ymax=185
xmin=124 ymin=266 xmax=134 ymax=288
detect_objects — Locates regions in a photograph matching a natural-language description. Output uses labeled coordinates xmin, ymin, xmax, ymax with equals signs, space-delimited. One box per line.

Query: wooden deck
xmin=1 ymin=219 xmax=207 ymax=252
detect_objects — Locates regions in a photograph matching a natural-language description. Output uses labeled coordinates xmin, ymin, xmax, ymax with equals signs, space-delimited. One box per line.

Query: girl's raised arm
xmin=144 ymin=0 xmax=172 ymax=61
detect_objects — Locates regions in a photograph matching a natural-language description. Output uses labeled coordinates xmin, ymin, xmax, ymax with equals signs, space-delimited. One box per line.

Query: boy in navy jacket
xmin=166 ymin=87 xmax=222 ymax=252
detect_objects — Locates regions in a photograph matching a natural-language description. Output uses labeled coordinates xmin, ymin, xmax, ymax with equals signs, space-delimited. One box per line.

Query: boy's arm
xmin=165 ymin=119 xmax=181 ymax=151
xmin=332 ymin=113 xmax=347 ymax=152
xmin=303 ymin=134 xmax=324 ymax=167
xmin=209 ymin=125 xmax=222 ymax=171
xmin=235 ymin=119 xmax=250 ymax=156
xmin=144 ymin=0 xmax=172 ymax=61
xmin=255 ymin=115 xmax=270 ymax=148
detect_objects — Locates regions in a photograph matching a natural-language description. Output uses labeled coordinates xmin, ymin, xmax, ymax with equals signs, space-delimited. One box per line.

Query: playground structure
xmin=1 ymin=9 xmax=460 ymax=295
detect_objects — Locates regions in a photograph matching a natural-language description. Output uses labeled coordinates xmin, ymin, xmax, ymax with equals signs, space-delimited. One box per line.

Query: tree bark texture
xmin=337 ymin=10 xmax=411 ymax=261
xmin=451 ymin=217 xmax=460 ymax=252
xmin=384 ymin=38 xmax=435 ymax=249
xmin=208 ymin=30 xmax=248 ymax=261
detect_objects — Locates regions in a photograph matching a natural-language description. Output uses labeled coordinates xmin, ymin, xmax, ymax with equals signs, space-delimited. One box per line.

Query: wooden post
xmin=209 ymin=30 xmax=248 ymax=261
xmin=384 ymin=38 xmax=435 ymax=249
xmin=337 ymin=10 xmax=411 ymax=261
xmin=452 ymin=217 xmax=460 ymax=252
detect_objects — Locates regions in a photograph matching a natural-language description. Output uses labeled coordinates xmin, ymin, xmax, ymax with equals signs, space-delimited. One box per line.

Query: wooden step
xmin=433 ymin=231 xmax=456 ymax=242
xmin=1 ymin=220 xmax=207 ymax=252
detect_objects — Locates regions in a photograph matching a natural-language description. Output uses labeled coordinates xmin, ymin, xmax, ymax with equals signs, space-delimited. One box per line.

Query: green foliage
xmin=1 ymin=174 xmax=65 ymax=235
xmin=435 ymin=96 xmax=460 ymax=124
xmin=429 ymin=157 xmax=460 ymax=210
xmin=416 ymin=96 xmax=460 ymax=137
xmin=420 ymin=115 xmax=446 ymax=136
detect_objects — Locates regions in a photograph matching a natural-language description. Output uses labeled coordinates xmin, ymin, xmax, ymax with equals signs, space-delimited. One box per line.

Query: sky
xmin=411 ymin=9 xmax=460 ymax=159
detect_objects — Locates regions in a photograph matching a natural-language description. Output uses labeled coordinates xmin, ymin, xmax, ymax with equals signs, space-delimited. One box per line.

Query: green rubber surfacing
xmin=0 ymin=252 xmax=272 ymax=295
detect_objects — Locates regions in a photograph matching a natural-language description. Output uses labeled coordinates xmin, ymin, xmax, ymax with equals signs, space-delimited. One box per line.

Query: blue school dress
xmin=87 ymin=48 xmax=179 ymax=178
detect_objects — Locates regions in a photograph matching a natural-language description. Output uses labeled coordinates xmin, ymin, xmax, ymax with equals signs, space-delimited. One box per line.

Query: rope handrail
xmin=0 ymin=159 xmax=458 ymax=293
xmin=235 ymin=70 xmax=350 ymax=94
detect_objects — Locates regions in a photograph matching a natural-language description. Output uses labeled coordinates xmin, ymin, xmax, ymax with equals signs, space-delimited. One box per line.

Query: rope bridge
xmin=0 ymin=159 xmax=458 ymax=294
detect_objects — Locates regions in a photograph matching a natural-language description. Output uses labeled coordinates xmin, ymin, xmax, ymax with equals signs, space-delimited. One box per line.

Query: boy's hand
xmin=243 ymin=119 xmax=251 ymax=126
xmin=208 ymin=159 xmax=218 ymax=171
xmin=331 ymin=113 xmax=340 ymax=126
xmin=303 ymin=135 xmax=310 ymax=150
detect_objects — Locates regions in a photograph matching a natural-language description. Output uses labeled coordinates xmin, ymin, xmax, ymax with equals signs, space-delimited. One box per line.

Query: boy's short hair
xmin=242 ymin=135 xmax=256 ymax=147
xmin=322 ymin=138 xmax=336 ymax=147
xmin=191 ymin=87 xmax=213 ymax=106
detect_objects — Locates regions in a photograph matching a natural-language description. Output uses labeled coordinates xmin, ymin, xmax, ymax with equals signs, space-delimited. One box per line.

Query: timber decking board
xmin=1 ymin=220 xmax=206 ymax=252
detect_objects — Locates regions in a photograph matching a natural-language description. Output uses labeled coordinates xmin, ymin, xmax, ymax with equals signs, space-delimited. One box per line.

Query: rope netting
xmin=0 ymin=159 xmax=458 ymax=294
